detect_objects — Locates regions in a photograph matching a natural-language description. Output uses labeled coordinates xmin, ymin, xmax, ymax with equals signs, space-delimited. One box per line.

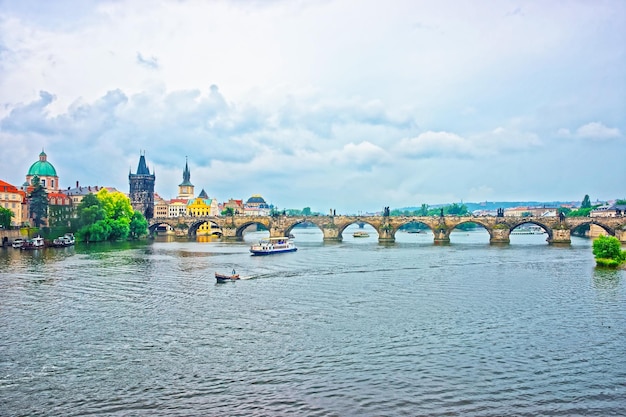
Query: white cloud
xmin=575 ymin=122 xmax=621 ymax=140
xmin=394 ymin=131 xmax=475 ymax=158
xmin=0 ymin=0 xmax=624 ymax=212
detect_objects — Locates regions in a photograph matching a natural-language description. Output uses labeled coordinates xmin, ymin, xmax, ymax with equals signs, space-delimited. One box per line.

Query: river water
xmin=1 ymin=226 xmax=625 ymax=416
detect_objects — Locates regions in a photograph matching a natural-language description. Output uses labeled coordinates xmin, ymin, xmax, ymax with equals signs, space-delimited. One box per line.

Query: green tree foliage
xmin=592 ymin=235 xmax=625 ymax=266
xmin=581 ymin=194 xmax=591 ymax=209
xmin=302 ymin=207 xmax=312 ymax=216
xmin=446 ymin=203 xmax=469 ymax=216
xmin=28 ymin=176 xmax=48 ymax=227
xmin=0 ymin=206 xmax=14 ymax=228
xmin=129 ymin=211 xmax=149 ymax=239
xmin=567 ymin=206 xmax=596 ymax=217
xmin=76 ymin=189 xmax=147 ymax=242
xmin=221 ymin=207 xmax=235 ymax=216
xmin=390 ymin=203 xmax=468 ymax=217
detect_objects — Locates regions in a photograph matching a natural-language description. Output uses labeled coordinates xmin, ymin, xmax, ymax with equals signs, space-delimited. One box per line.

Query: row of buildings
xmin=473 ymin=204 xmax=624 ymax=218
xmin=2 ymin=151 xmax=622 ymax=229
xmin=0 ymin=151 xmax=273 ymax=229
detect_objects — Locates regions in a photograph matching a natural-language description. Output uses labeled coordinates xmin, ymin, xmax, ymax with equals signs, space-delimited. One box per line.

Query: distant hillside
xmin=398 ymin=201 xmax=580 ymax=213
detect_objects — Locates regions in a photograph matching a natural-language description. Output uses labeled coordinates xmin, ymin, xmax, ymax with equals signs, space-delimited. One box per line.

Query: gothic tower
xmin=129 ymin=153 xmax=155 ymax=219
xmin=177 ymin=157 xmax=194 ymax=199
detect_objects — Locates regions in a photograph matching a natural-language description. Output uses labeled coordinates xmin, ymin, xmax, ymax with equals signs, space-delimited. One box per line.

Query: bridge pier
xmin=433 ymin=228 xmax=450 ymax=245
xmin=490 ymin=228 xmax=510 ymax=244
xmin=322 ymin=226 xmax=342 ymax=242
xmin=616 ymin=229 xmax=626 ymax=243
xmin=547 ymin=229 xmax=571 ymax=245
xmin=220 ymin=227 xmax=241 ymax=241
xmin=377 ymin=225 xmax=395 ymax=243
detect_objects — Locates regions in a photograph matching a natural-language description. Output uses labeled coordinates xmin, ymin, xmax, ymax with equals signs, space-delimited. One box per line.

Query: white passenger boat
xmin=250 ymin=237 xmax=297 ymax=255
xmin=22 ymin=236 xmax=45 ymax=250
xmin=52 ymin=233 xmax=75 ymax=247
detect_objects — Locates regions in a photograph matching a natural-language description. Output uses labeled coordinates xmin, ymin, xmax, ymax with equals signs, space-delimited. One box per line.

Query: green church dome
xmin=27 ymin=151 xmax=57 ymax=177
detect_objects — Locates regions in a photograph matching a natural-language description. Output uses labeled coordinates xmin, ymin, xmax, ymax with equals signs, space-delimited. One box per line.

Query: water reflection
xmin=593 ymin=267 xmax=622 ymax=291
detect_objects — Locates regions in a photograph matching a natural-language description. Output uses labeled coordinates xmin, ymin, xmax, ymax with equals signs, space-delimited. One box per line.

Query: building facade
xmin=0 ymin=180 xmax=27 ymax=226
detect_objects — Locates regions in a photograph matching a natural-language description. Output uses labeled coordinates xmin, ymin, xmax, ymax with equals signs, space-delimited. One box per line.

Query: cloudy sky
xmin=1 ymin=0 xmax=624 ymax=213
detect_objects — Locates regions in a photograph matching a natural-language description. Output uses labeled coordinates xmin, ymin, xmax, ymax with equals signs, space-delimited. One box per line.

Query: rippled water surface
xmin=1 ymin=228 xmax=625 ymax=416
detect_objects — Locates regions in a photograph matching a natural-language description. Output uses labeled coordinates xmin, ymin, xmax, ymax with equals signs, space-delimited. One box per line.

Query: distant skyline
xmin=1 ymin=0 xmax=624 ymax=213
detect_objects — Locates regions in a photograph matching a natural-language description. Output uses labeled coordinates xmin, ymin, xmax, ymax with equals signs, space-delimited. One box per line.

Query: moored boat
xmin=11 ymin=238 xmax=25 ymax=249
xmin=215 ymin=271 xmax=240 ymax=282
xmin=52 ymin=233 xmax=75 ymax=247
xmin=22 ymin=236 xmax=45 ymax=250
xmin=353 ymin=231 xmax=369 ymax=238
xmin=250 ymin=237 xmax=297 ymax=255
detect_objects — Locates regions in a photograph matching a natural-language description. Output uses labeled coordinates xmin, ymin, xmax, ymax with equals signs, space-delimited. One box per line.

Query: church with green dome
xmin=26 ymin=150 xmax=59 ymax=192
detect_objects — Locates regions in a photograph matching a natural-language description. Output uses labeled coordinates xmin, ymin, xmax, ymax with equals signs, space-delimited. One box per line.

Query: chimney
xmin=76 ymin=181 xmax=79 ymax=188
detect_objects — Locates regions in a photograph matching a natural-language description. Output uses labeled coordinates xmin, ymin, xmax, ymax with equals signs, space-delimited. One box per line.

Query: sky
xmin=0 ymin=0 xmax=624 ymax=214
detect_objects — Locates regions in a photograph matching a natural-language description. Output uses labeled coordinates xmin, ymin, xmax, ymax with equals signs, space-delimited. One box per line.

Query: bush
xmin=595 ymin=258 xmax=621 ymax=268
xmin=592 ymin=235 xmax=624 ymax=261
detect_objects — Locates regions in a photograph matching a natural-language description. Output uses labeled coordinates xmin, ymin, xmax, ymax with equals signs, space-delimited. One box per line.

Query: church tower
xmin=129 ymin=152 xmax=155 ymax=219
xmin=177 ymin=158 xmax=194 ymax=199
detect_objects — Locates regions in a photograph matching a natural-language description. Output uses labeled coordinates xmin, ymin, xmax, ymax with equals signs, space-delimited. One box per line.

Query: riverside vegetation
xmin=592 ymin=235 xmax=626 ymax=268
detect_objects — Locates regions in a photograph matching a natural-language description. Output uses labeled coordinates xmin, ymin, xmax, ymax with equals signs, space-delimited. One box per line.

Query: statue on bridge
xmin=383 ymin=206 xmax=390 ymax=217
xmin=497 ymin=208 xmax=504 ymax=217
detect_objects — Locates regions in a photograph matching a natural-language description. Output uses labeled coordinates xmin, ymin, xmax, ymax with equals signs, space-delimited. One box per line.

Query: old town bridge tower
xmin=129 ymin=153 xmax=155 ymax=219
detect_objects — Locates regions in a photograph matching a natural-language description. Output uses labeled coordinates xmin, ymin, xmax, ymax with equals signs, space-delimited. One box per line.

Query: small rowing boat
xmin=215 ymin=271 xmax=240 ymax=282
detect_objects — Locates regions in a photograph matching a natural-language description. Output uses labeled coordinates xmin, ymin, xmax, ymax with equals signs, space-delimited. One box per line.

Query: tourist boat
xmin=353 ymin=231 xmax=369 ymax=238
xmin=250 ymin=237 xmax=297 ymax=255
xmin=52 ymin=233 xmax=75 ymax=247
xmin=11 ymin=238 xmax=25 ymax=249
xmin=215 ymin=271 xmax=240 ymax=282
xmin=511 ymin=225 xmax=546 ymax=235
xmin=21 ymin=236 xmax=45 ymax=250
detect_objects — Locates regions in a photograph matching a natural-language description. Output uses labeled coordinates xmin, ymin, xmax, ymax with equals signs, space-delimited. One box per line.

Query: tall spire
xmin=136 ymin=152 xmax=151 ymax=175
xmin=183 ymin=157 xmax=191 ymax=183
xmin=179 ymin=157 xmax=193 ymax=186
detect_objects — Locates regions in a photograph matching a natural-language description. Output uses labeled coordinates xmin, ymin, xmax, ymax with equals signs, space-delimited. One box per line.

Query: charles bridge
xmin=149 ymin=214 xmax=626 ymax=245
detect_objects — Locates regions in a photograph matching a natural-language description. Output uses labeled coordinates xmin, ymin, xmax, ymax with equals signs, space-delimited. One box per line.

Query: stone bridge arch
xmin=148 ymin=219 xmax=180 ymax=236
xmin=188 ymin=219 xmax=222 ymax=237
xmin=231 ymin=219 xmax=272 ymax=240
xmin=569 ymin=219 xmax=616 ymax=237
xmin=508 ymin=219 xmax=553 ymax=242
xmin=283 ymin=219 xmax=323 ymax=237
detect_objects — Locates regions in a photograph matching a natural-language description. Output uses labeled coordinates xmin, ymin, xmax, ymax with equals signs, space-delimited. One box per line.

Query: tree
xmin=302 ymin=207 xmax=312 ymax=216
xmin=77 ymin=194 xmax=105 ymax=228
xmin=28 ymin=176 xmax=48 ymax=227
xmin=581 ymin=194 xmax=591 ymax=209
xmin=129 ymin=210 xmax=149 ymax=239
xmin=418 ymin=204 xmax=429 ymax=216
xmin=75 ymin=189 xmax=146 ymax=242
xmin=0 ymin=207 xmax=14 ymax=229
xmin=446 ymin=203 xmax=469 ymax=216
xmin=221 ymin=207 xmax=235 ymax=216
